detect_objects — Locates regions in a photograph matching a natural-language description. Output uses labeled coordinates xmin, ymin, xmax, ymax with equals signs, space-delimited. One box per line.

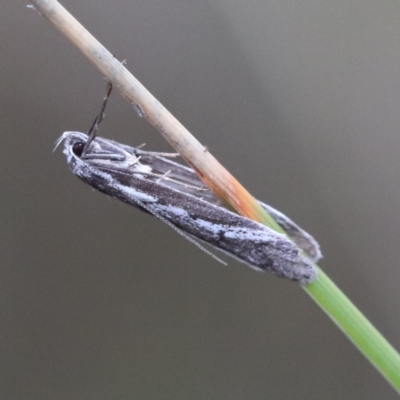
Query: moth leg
xmin=139 ymin=169 xmax=211 ymax=192
xmin=82 ymin=82 xmax=113 ymax=156
xmin=82 ymin=153 xmax=125 ymax=161
xmin=136 ymin=149 xmax=181 ymax=158
xmin=128 ymin=156 xmax=142 ymax=168
xmin=155 ymin=170 xmax=172 ymax=183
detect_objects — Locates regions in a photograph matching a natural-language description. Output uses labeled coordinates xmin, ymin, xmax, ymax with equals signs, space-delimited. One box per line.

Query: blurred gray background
xmin=1 ymin=0 xmax=400 ymax=398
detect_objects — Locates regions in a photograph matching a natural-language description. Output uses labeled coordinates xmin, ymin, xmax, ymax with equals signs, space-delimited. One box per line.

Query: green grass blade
xmin=306 ymin=268 xmax=400 ymax=393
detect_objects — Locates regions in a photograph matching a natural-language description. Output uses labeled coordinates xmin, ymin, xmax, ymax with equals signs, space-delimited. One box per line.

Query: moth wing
xmin=258 ymin=202 xmax=322 ymax=262
xmin=120 ymin=146 xmax=321 ymax=261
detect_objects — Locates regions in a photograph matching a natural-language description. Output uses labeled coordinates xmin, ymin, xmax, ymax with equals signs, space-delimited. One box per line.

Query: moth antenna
xmin=129 ymin=195 xmax=227 ymax=266
xmin=53 ymin=133 xmax=67 ymax=152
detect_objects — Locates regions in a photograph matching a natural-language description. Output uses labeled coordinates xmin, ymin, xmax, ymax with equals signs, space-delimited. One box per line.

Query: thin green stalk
xmin=258 ymin=207 xmax=400 ymax=393
xmin=29 ymin=0 xmax=400 ymax=394
xmin=307 ymin=269 xmax=400 ymax=391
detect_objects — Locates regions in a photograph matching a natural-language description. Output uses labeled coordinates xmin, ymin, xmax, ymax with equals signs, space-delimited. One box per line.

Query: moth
xmin=56 ymin=84 xmax=321 ymax=284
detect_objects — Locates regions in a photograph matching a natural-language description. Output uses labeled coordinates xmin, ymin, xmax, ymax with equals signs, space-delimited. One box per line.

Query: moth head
xmin=54 ymin=131 xmax=89 ymax=163
xmin=55 ymin=131 xmax=149 ymax=175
